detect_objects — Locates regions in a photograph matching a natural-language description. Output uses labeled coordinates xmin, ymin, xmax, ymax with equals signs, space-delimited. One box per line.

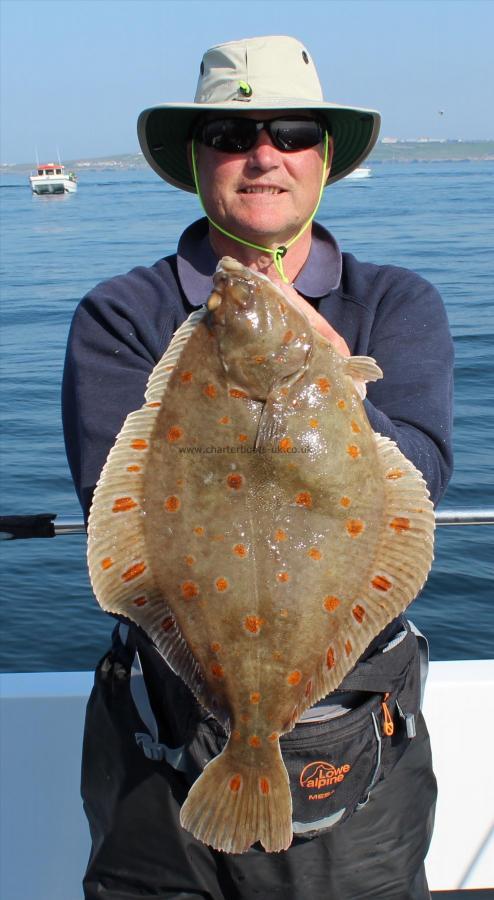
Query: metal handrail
xmin=0 ymin=508 xmax=493 ymax=540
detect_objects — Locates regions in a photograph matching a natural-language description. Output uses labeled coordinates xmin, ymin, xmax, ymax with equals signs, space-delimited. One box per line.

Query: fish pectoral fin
xmin=180 ymin=739 xmax=292 ymax=854
xmin=344 ymin=355 xmax=383 ymax=399
xmin=254 ymin=395 xmax=287 ymax=450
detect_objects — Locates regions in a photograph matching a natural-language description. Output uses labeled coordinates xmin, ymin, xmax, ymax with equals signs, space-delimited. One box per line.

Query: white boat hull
xmin=30 ymin=175 xmax=77 ymax=194
xmin=1 ymin=660 xmax=493 ymax=898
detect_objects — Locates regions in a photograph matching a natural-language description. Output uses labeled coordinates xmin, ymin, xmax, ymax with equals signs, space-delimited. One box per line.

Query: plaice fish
xmin=87 ymin=256 xmax=435 ymax=854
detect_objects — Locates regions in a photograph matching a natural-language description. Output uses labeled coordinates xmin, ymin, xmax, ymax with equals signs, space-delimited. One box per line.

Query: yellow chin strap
xmin=190 ymin=132 xmax=329 ymax=283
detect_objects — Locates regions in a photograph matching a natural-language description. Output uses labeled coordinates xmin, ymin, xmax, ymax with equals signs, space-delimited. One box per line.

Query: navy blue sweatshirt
xmin=62 ymin=220 xmax=454 ymax=522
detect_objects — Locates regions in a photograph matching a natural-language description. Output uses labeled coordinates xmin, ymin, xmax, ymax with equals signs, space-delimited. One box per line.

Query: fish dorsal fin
xmin=344 ymin=355 xmax=383 ymax=383
xmin=343 ymin=355 xmax=383 ymax=400
xmin=86 ymin=306 xmax=227 ymax=722
xmin=282 ymin=432 xmax=435 ymax=728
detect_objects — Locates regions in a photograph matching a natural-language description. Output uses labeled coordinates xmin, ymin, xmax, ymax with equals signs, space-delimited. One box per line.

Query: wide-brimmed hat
xmin=137 ymin=35 xmax=381 ymax=192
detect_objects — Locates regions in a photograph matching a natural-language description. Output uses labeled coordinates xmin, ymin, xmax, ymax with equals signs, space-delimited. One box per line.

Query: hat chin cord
xmin=190 ymin=133 xmax=329 ymax=284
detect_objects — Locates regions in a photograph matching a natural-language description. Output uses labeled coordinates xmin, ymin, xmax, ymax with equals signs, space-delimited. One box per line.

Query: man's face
xmin=191 ymin=112 xmax=332 ymax=247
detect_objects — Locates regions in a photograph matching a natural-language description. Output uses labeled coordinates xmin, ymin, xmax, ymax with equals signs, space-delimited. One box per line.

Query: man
xmin=63 ymin=35 xmax=453 ymax=900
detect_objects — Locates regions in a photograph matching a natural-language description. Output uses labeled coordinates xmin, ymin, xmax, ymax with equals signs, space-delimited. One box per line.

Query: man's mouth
xmin=239 ymin=186 xmax=285 ymax=195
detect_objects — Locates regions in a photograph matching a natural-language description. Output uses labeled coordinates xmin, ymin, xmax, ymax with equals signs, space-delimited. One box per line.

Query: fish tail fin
xmin=180 ymin=738 xmax=292 ymax=854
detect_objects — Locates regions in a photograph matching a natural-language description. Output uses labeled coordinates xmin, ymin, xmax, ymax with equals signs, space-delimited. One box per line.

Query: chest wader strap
xmin=119 ymin=623 xmax=189 ymax=770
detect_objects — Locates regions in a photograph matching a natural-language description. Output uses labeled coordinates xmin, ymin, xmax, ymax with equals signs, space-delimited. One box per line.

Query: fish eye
xmin=229 ymin=279 xmax=252 ymax=308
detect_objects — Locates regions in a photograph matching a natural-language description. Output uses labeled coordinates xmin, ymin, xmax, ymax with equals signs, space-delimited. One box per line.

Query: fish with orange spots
xmin=87 ymin=256 xmax=435 ymax=855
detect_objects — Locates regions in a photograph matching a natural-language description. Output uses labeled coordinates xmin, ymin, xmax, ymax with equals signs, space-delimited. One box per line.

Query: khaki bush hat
xmin=137 ymin=35 xmax=381 ymax=192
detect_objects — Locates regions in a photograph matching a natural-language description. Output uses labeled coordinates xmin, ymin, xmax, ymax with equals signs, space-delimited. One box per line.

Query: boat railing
xmin=0 ymin=508 xmax=493 ymax=540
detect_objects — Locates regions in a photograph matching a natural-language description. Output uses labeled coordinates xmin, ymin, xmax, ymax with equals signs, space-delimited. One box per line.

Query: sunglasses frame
xmin=194 ymin=116 xmax=327 ymax=154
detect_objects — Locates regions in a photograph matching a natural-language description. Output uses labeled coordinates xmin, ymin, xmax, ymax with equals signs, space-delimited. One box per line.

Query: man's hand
xmin=278 ymin=282 xmax=350 ymax=357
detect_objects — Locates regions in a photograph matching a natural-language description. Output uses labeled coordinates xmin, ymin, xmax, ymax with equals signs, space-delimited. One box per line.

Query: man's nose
xmin=246 ymin=128 xmax=281 ymax=168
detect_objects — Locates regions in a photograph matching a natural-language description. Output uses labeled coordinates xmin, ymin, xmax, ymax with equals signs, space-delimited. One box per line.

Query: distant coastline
xmin=2 ymin=140 xmax=493 ymax=174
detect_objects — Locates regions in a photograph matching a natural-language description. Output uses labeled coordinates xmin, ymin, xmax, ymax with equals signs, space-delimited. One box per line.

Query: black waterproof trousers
xmin=82 ymin=632 xmax=437 ymax=900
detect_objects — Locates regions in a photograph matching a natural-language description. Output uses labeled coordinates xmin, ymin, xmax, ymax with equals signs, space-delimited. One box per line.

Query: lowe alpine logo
xmin=299 ymin=760 xmax=351 ymax=800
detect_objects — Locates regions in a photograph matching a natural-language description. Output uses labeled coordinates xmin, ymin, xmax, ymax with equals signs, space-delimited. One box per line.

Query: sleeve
xmin=363 ymin=269 xmax=454 ymax=506
xmin=62 ymin=266 xmax=179 ymax=521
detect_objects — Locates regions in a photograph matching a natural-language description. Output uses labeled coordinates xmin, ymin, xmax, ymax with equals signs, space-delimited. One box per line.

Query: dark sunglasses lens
xmin=198 ymin=118 xmax=324 ymax=153
xmin=200 ymin=119 xmax=257 ymax=153
xmin=270 ymin=119 xmax=324 ymax=151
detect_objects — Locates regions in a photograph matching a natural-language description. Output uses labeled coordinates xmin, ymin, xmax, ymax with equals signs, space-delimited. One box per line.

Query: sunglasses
xmin=195 ymin=117 xmax=326 ymax=154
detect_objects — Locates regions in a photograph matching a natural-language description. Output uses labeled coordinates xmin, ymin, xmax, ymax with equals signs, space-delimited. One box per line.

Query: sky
xmin=1 ymin=0 xmax=493 ymax=164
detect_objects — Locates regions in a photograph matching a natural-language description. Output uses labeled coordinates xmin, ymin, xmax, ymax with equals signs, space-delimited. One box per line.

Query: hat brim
xmin=137 ymin=100 xmax=381 ymax=192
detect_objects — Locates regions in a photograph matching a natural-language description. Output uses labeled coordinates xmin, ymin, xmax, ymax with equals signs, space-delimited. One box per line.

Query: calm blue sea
xmin=0 ymin=162 xmax=493 ymax=673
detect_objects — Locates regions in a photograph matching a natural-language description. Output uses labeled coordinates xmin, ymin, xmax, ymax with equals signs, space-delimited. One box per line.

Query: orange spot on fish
xmin=131 ymin=439 xmax=148 ymax=450
xmin=249 ymin=735 xmax=261 ymax=748
xmin=308 ymin=548 xmax=322 ymax=560
xmin=167 ymin=426 xmax=183 ymax=442
xmin=211 ymin=663 xmax=224 ymax=679
xmin=180 ymin=371 xmax=193 ymax=383
xmin=227 ymin=473 xmax=244 ymax=490
xmin=254 ymin=355 xmax=266 ymax=365
xmin=250 ymin=692 xmax=261 ymax=704
xmin=337 ymin=399 xmax=346 ymax=410
xmin=327 ymin=647 xmax=336 ymax=669
xmin=126 ymin=464 xmax=141 ymax=473
xmin=345 ymin=640 xmax=353 ymax=656
xmin=316 ymin=377 xmax=331 ymax=393
xmin=238 ymin=433 xmax=248 ymax=442
xmin=324 ymin=596 xmax=341 ymax=612
xmin=101 ymin=557 xmax=113 ymax=570
xmin=244 ymin=615 xmax=264 ymax=634
xmin=229 ymin=388 xmax=249 ymax=399
xmin=164 ymin=495 xmax=181 ymax=512
xmin=347 ymin=444 xmax=361 ymax=459
xmin=352 ymin=604 xmax=366 ymax=624
xmin=112 ymin=496 xmax=138 ymax=513
xmin=161 ymin=615 xmax=174 ymax=630
xmin=351 ymin=421 xmax=361 ymax=434
xmin=278 ymin=437 xmax=293 ymax=452
xmin=340 ymin=496 xmax=351 ymax=508
xmin=229 ymin=775 xmax=242 ymax=792
xmin=176 ymin=479 xmax=185 ymax=486
xmin=309 ymin=418 xmax=319 ymax=429
xmin=346 ymin=518 xmax=365 ymax=537
xmin=283 ymin=329 xmax=294 ymax=344
xmin=277 ymin=572 xmax=290 ymax=583
xmin=372 ymin=575 xmax=393 ymax=592
xmin=275 ymin=529 xmax=287 ymax=541
xmin=215 ymin=577 xmax=229 ymax=592
xmin=211 ymin=642 xmax=221 ymax=653
xmin=181 ymin=581 xmax=199 ymax=599
xmin=295 ymin=491 xmax=312 ymax=508
xmin=287 ymin=670 xmax=302 ymax=686
xmin=184 ymin=555 xmax=195 ymax=566
xmin=218 ymin=416 xmax=230 ymax=425
xmin=233 ymin=543 xmax=248 ymax=557
xmin=121 ymin=562 xmax=146 ymax=582
xmin=268 ymin=732 xmax=279 ymax=742
xmin=259 ymin=777 xmax=270 ymax=795
xmin=194 ymin=526 xmax=204 ymax=536
xmin=386 ymin=468 xmax=404 ymax=479
xmin=203 ymin=384 xmax=217 ymax=399
xmin=133 ymin=596 xmax=148 ymax=608
xmin=390 ymin=516 xmax=411 ymax=533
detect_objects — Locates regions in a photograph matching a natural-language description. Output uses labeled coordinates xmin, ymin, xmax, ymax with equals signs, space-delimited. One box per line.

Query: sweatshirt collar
xmin=176 ymin=217 xmax=342 ymax=308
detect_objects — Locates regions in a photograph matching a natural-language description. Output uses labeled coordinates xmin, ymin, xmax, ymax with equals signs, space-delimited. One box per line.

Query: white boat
xmin=0 ymin=509 xmax=493 ymax=899
xmin=347 ymin=166 xmax=372 ymax=180
xmin=29 ymin=162 xmax=78 ymax=195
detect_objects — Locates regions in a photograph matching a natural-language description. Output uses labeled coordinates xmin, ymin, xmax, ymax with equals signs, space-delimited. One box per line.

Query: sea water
xmin=0 ymin=162 xmax=492 ymax=672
